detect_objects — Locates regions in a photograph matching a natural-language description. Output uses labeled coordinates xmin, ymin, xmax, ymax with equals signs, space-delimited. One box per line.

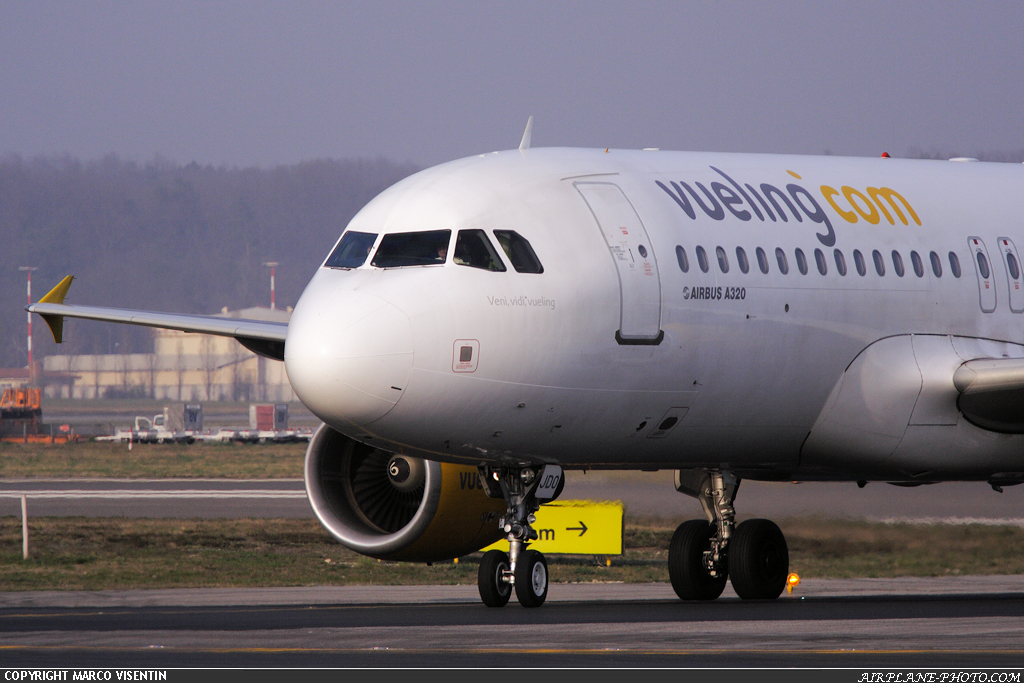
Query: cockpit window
xmin=492 ymin=230 xmax=544 ymax=273
xmin=324 ymin=231 xmax=378 ymax=269
xmin=370 ymin=230 xmax=451 ymax=268
xmin=454 ymin=230 xmax=507 ymax=271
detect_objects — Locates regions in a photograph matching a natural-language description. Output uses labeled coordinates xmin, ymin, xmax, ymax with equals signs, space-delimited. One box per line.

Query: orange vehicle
xmin=0 ymin=387 xmax=41 ymax=421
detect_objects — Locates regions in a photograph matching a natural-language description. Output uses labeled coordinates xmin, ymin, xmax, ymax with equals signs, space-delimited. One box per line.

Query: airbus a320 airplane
xmin=28 ymin=121 xmax=1024 ymax=608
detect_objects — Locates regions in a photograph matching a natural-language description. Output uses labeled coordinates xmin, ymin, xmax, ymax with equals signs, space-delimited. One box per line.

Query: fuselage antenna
xmin=519 ymin=116 xmax=534 ymax=151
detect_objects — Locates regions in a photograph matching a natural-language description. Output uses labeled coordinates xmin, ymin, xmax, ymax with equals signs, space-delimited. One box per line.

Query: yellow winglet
xmin=37 ymin=275 xmax=74 ymax=344
xmin=39 ymin=275 xmax=74 ymax=304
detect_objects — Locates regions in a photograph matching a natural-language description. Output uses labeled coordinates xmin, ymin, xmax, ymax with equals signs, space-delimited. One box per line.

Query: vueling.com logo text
xmin=655 ymin=166 xmax=921 ymax=248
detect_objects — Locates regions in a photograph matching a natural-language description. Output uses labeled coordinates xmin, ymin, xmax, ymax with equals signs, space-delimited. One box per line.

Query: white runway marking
xmin=873 ymin=516 xmax=1024 ymax=527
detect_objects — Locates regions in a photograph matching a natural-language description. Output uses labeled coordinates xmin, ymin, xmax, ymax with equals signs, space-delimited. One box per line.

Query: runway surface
xmin=1 ymin=578 xmax=1023 ymax=667
xmin=2 ymin=475 xmax=1023 ymax=522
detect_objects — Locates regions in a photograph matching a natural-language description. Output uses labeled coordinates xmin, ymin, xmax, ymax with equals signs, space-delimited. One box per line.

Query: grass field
xmin=0 ymin=440 xmax=305 ymax=478
xmin=1 ymin=516 xmax=1022 ymax=591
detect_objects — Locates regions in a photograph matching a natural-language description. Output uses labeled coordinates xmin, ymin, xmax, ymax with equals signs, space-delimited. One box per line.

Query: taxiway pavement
xmin=1 ymin=578 xmax=1022 ymax=667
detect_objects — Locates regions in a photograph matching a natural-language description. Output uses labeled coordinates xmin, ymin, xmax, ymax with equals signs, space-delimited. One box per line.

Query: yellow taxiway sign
xmin=482 ymin=500 xmax=624 ymax=555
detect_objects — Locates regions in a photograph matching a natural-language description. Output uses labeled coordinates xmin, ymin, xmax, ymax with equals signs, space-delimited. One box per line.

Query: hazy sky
xmin=2 ymin=1 xmax=1023 ymax=168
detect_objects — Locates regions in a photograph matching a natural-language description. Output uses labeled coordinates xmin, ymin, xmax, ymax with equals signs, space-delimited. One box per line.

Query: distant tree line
xmin=0 ymin=154 xmax=418 ymax=369
xmin=904 ymin=147 xmax=1024 ymax=162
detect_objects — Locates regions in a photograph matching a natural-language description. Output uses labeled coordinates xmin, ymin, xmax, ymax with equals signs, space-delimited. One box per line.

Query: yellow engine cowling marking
xmin=387 ymin=462 xmax=506 ymax=563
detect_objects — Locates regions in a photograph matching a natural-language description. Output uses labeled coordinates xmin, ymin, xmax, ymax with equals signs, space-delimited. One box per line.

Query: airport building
xmin=40 ymin=306 xmax=295 ymax=402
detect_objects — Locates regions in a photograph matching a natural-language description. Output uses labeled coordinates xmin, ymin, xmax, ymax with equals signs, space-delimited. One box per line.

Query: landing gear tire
xmin=478 ymin=549 xmax=512 ymax=607
xmin=729 ymin=518 xmax=788 ymax=600
xmin=668 ymin=519 xmax=728 ymax=600
xmin=514 ymin=549 xmax=548 ymax=608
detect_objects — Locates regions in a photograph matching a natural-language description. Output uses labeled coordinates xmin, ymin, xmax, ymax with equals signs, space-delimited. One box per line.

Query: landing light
xmin=786 ymin=572 xmax=801 ymax=594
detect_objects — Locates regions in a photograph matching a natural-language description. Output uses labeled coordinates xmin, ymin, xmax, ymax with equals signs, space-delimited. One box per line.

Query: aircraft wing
xmin=26 ymin=276 xmax=288 ymax=361
xmin=953 ymin=358 xmax=1024 ymax=433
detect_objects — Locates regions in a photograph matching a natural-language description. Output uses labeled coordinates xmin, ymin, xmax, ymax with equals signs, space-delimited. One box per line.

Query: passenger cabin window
xmin=795 ymin=248 xmax=808 ymax=275
xmin=325 ymin=231 xmax=378 ymax=269
xmin=911 ymin=251 xmax=924 ymax=278
xmin=949 ymin=251 xmax=962 ymax=278
xmin=892 ymin=250 xmax=905 ymax=277
xmin=775 ymin=247 xmax=789 ymax=274
xmin=873 ymin=250 xmax=886 ymax=276
xmin=976 ymin=251 xmax=991 ymax=279
xmin=1008 ymin=252 xmax=1021 ymax=280
xmin=854 ymin=249 xmax=866 ymax=276
xmin=736 ymin=247 xmax=749 ymax=274
xmin=659 ymin=241 xmax=970 ymax=284
xmin=676 ymin=246 xmax=689 ymax=273
xmin=371 ymin=230 xmax=451 ymax=268
xmin=834 ymin=249 xmax=847 ymax=276
xmin=756 ymin=247 xmax=769 ymax=274
xmin=716 ymin=246 xmax=729 ymax=273
xmin=814 ymin=248 xmax=827 ymax=275
xmin=696 ymin=246 xmax=710 ymax=273
xmin=455 ymin=230 xmax=506 ymax=271
xmin=493 ymin=230 xmax=543 ymax=273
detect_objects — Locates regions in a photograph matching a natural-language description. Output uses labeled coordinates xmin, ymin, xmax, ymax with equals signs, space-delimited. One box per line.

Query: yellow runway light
xmin=786 ymin=572 xmax=801 ymax=594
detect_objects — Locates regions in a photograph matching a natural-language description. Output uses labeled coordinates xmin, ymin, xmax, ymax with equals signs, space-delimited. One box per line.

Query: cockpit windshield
xmin=493 ymin=230 xmax=544 ymax=273
xmin=324 ymin=231 xmax=377 ymax=269
xmin=454 ymin=230 xmax=506 ymax=271
xmin=371 ymin=230 xmax=451 ymax=268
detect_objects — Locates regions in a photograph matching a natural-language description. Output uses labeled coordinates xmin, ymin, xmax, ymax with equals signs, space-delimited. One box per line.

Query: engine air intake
xmin=304 ymin=425 xmax=505 ymax=562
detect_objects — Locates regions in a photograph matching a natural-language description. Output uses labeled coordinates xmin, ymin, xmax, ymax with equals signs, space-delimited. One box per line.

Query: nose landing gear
xmin=670 ymin=469 xmax=789 ymax=601
xmin=476 ymin=464 xmax=562 ymax=608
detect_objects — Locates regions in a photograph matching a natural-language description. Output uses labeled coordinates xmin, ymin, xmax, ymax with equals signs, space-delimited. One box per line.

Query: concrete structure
xmin=41 ymin=306 xmax=294 ymax=401
xmin=0 ymin=367 xmax=33 ymax=393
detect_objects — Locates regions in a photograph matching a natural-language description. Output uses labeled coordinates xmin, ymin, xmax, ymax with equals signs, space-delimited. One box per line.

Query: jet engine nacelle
xmin=304 ymin=424 xmax=507 ymax=562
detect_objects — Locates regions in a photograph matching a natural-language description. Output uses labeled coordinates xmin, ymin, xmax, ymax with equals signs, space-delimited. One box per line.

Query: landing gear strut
xmin=476 ymin=464 xmax=562 ymax=608
xmin=670 ymin=469 xmax=788 ymax=600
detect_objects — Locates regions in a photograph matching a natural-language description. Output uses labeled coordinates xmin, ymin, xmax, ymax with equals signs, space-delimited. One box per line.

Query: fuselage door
xmin=997 ymin=237 xmax=1024 ymax=313
xmin=968 ymin=237 xmax=997 ymax=313
xmin=575 ymin=182 xmax=663 ymax=343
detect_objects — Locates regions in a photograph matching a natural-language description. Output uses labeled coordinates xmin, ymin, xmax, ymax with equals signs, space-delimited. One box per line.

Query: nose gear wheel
xmin=474 ymin=464 xmax=561 ymax=608
xmin=478 ymin=549 xmax=512 ymax=607
xmin=514 ymin=549 xmax=548 ymax=608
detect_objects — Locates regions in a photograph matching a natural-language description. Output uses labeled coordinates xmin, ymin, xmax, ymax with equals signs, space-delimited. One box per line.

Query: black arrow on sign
xmin=566 ymin=521 xmax=588 ymax=537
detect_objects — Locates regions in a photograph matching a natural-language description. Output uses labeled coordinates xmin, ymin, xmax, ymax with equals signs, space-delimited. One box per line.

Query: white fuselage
xmin=284 ymin=148 xmax=1024 ymax=482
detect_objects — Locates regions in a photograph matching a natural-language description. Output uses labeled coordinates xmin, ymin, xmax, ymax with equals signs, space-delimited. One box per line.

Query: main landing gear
xmin=670 ymin=470 xmax=789 ymax=601
xmin=476 ymin=463 xmax=562 ymax=608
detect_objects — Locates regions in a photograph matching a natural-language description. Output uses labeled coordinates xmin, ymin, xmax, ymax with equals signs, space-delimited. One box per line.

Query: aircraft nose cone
xmin=285 ymin=288 xmax=414 ymax=427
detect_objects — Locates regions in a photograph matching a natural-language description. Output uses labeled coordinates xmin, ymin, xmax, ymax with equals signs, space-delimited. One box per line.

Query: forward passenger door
xmin=575 ymin=182 xmax=663 ymax=344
